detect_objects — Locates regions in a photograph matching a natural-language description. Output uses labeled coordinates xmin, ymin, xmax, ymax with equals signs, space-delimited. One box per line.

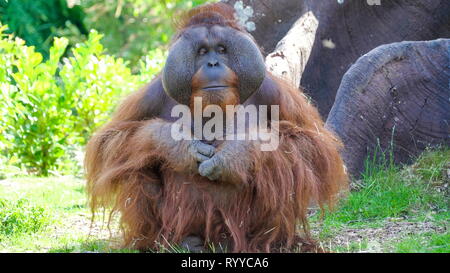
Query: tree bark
xmin=326 ymin=39 xmax=450 ymax=178
xmin=225 ymin=0 xmax=450 ymax=117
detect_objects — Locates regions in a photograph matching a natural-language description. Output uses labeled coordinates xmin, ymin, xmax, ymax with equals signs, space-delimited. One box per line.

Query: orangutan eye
xmin=217 ymin=45 xmax=227 ymax=54
xmin=198 ymin=47 xmax=208 ymax=55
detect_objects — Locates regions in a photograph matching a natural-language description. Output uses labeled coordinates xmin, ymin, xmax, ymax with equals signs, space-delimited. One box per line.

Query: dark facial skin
xmin=194 ymin=45 xmax=231 ymax=91
xmin=193 ymin=27 xmax=231 ymax=91
xmin=146 ymin=23 xmax=278 ymax=122
xmin=162 ymin=25 xmax=266 ymax=105
xmin=157 ymin=25 xmax=268 ymax=181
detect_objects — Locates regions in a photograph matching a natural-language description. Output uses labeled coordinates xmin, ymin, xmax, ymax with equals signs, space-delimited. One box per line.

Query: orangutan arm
xmin=86 ymin=118 xmax=216 ymax=182
xmin=84 ymin=82 xmax=217 ymax=210
xmin=198 ymin=138 xmax=261 ymax=183
xmin=197 ymin=75 xmax=348 ymax=208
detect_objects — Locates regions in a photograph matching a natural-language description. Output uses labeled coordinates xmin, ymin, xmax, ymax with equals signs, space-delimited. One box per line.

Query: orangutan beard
xmin=190 ymin=64 xmax=240 ymax=113
xmin=189 ymin=87 xmax=240 ymax=113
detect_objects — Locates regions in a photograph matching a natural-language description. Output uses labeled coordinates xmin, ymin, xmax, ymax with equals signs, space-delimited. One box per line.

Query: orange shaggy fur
xmin=85 ymin=3 xmax=348 ymax=253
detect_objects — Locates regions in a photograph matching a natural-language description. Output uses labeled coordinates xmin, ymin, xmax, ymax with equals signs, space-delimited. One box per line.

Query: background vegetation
xmin=0 ymin=0 xmax=209 ymax=176
xmin=0 ymin=147 xmax=447 ymax=252
xmin=0 ymin=0 xmax=447 ymax=253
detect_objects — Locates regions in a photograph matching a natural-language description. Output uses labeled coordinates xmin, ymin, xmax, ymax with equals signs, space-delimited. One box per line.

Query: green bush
xmin=0 ymin=198 xmax=51 ymax=235
xmin=0 ymin=0 xmax=210 ymax=70
xmin=0 ymin=0 xmax=87 ymax=58
xmin=0 ymin=26 xmax=163 ymax=176
xmin=80 ymin=0 xmax=211 ymax=70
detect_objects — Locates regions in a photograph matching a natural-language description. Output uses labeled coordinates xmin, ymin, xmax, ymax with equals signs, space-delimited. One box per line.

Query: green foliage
xmin=0 ymin=0 xmax=210 ymax=69
xmin=0 ymin=1 xmax=185 ymax=175
xmin=0 ymin=156 xmax=447 ymax=252
xmin=412 ymin=146 xmax=450 ymax=183
xmin=320 ymin=147 xmax=449 ymax=225
xmin=394 ymin=232 xmax=450 ymax=253
xmin=0 ymin=0 xmax=87 ymax=58
xmin=48 ymin=239 xmax=139 ymax=253
xmin=80 ymin=0 xmax=211 ymax=70
xmin=0 ymin=26 xmax=162 ymax=176
xmin=0 ymin=198 xmax=51 ymax=235
xmin=327 ymin=163 xmax=416 ymax=223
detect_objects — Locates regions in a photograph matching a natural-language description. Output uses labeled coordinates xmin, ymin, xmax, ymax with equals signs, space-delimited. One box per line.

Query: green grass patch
xmin=47 ymin=238 xmax=138 ymax=253
xmin=0 ymin=176 xmax=87 ymax=211
xmin=321 ymin=146 xmax=448 ymax=223
xmin=330 ymin=239 xmax=370 ymax=253
xmin=0 ymin=176 xmax=115 ymax=252
xmin=393 ymin=232 xmax=450 ymax=253
xmin=0 ymin=147 xmax=448 ymax=253
xmin=313 ymin=146 xmax=449 ymax=252
xmin=412 ymin=147 xmax=450 ymax=183
xmin=0 ymin=198 xmax=51 ymax=235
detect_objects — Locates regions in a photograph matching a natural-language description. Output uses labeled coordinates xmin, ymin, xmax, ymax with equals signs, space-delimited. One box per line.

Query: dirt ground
xmin=54 ymin=212 xmax=447 ymax=253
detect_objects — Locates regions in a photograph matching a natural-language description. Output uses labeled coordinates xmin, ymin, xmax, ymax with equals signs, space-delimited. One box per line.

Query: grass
xmin=0 ymin=147 xmax=448 ymax=253
xmin=312 ymin=146 xmax=449 ymax=252
xmin=0 ymin=176 xmax=134 ymax=253
xmin=393 ymin=232 xmax=450 ymax=253
xmin=0 ymin=198 xmax=51 ymax=235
